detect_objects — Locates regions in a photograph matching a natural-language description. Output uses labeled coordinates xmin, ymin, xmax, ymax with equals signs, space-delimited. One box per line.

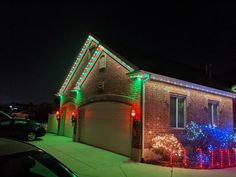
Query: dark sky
xmin=1 ymin=1 xmax=236 ymax=104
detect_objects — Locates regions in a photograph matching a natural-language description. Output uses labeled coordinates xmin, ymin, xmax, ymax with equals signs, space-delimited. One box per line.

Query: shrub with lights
xmin=151 ymin=134 xmax=185 ymax=166
xmin=150 ymin=122 xmax=236 ymax=169
xmin=185 ymin=121 xmax=236 ymax=168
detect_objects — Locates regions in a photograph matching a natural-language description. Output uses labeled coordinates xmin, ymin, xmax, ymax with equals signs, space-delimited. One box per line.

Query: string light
xmin=196 ymin=148 xmax=203 ymax=168
xmin=148 ymin=73 xmax=236 ymax=98
xmin=220 ymin=149 xmax=223 ymax=168
xmin=210 ymin=150 xmax=214 ymax=168
xmin=152 ymin=134 xmax=183 ymax=158
xmin=58 ymin=35 xmax=97 ymax=94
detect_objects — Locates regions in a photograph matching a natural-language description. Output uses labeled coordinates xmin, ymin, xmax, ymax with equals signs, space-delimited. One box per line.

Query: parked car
xmin=0 ymin=111 xmax=12 ymax=120
xmin=0 ymin=118 xmax=46 ymax=141
xmin=0 ymin=138 xmax=78 ymax=177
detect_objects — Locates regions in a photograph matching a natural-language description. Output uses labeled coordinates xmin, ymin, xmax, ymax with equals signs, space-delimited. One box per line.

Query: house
xmin=53 ymin=34 xmax=236 ymax=164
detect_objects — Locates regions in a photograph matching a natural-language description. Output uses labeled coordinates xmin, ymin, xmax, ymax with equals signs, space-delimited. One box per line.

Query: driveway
xmin=30 ymin=133 xmax=236 ymax=177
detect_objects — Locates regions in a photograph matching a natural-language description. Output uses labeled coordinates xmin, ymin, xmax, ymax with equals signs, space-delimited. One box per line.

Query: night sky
xmin=1 ymin=1 xmax=236 ymax=104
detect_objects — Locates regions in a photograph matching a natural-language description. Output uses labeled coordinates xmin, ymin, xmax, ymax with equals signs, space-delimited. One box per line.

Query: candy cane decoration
xmin=183 ymin=148 xmax=187 ymax=167
xmin=210 ymin=150 xmax=214 ymax=168
xmin=226 ymin=149 xmax=231 ymax=166
xmin=196 ymin=148 xmax=203 ymax=168
xmin=219 ymin=149 xmax=223 ymax=168
xmin=170 ymin=147 xmax=173 ymax=166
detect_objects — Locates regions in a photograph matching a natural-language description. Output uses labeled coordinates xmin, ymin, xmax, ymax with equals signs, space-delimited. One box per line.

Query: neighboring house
xmin=53 ymin=34 xmax=236 ymax=162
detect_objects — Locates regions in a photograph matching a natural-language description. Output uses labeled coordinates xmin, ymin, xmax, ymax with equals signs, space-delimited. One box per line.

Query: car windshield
xmin=0 ymin=150 xmax=77 ymax=177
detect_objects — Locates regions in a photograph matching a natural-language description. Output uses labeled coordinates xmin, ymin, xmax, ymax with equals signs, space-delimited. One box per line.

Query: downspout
xmin=141 ymin=74 xmax=149 ymax=161
xmin=141 ymin=79 xmax=145 ymax=161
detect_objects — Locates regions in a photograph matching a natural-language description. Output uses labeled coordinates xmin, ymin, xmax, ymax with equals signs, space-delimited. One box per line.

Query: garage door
xmin=79 ymin=101 xmax=132 ymax=156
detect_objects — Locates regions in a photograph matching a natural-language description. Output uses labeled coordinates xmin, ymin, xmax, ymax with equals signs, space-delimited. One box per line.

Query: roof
xmin=129 ymin=70 xmax=236 ymax=99
xmin=0 ymin=138 xmax=37 ymax=156
xmin=58 ymin=34 xmax=236 ymax=98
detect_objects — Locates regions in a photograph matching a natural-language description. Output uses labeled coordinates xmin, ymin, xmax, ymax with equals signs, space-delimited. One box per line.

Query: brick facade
xmin=143 ymin=79 xmax=234 ymax=161
xmin=57 ymin=35 xmax=235 ymax=163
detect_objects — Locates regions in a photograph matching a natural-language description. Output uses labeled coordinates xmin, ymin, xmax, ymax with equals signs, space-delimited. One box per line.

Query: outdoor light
xmin=56 ymin=111 xmax=60 ymax=121
xmin=71 ymin=112 xmax=76 ymax=125
xmin=131 ymin=110 xmax=136 ymax=117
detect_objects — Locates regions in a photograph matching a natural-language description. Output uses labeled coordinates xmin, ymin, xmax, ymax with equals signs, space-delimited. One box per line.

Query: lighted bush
xmin=151 ymin=134 xmax=183 ymax=161
xmin=186 ymin=121 xmax=236 ymax=151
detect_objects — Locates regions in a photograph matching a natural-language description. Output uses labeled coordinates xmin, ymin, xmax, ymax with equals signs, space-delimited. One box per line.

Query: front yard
xmin=30 ymin=133 xmax=236 ymax=177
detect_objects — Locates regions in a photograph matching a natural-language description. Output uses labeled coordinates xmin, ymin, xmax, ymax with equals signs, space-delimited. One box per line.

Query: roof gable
xmin=74 ymin=44 xmax=135 ymax=90
xmin=58 ymin=35 xmax=99 ymax=95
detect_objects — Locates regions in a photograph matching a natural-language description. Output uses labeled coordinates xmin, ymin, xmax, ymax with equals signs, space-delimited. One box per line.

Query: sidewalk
xmin=30 ymin=133 xmax=236 ymax=177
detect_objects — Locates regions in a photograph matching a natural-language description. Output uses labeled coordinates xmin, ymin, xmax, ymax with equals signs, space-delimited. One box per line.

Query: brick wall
xmin=79 ymin=52 xmax=142 ymax=151
xmin=143 ymin=79 xmax=234 ymax=160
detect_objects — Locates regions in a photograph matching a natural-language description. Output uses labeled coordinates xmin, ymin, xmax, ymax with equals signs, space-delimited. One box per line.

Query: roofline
xmin=74 ymin=43 xmax=137 ymax=89
xmin=88 ymin=33 xmax=138 ymax=70
xmin=129 ymin=70 xmax=236 ymax=99
xmin=57 ymin=35 xmax=99 ymax=95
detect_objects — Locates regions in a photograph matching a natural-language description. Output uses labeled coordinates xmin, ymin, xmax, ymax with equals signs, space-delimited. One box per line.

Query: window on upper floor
xmin=170 ymin=95 xmax=185 ymax=128
xmin=208 ymin=101 xmax=218 ymax=127
xmin=99 ymin=55 xmax=106 ymax=70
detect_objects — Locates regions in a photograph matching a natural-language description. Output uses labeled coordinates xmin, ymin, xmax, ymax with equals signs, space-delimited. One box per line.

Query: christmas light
xmin=231 ymin=85 xmax=236 ymax=93
xmin=152 ymin=134 xmax=183 ymax=158
xmin=183 ymin=148 xmax=187 ymax=167
xmin=226 ymin=149 xmax=231 ymax=166
xmin=58 ymin=35 xmax=98 ymax=94
xmin=196 ymin=148 xmax=203 ymax=168
xmin=220 ymin=149 xmax=223 ymax=168
xmin=170 ymin=147 xmax=173 ymax=166
xmin=210 ymin=150 xmax=214 ymax=168
xmin=74 ymin=44 xmax=135 ymax=89
xmin=146 ymin=72 xmax=236 ymax=98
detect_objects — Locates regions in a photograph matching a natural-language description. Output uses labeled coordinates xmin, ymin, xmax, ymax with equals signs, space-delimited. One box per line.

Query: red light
xmin=196 ymin=148 xmax=203 ymax=168
xmin=220 ymin=149 xmax=223 ymax=168
xmin=226 ymin=149 xmax=231 ymax=166
xmin=169 ymin=147 xmax=173 ymax=166
xmin=131 ymin=110 xmax=135 ymax=117
xmin=56 ymin=111 xmax=59 ymax=115
xmin=210 ymin=150 xmax=214 ymax=168
xmin=72 ymin=112 xmax=75 ymax=116
xmin=183 ymin=148 xmax=187 ymax=167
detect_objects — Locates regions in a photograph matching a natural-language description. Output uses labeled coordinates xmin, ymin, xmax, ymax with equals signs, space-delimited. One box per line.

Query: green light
xmin=231 ymin=85 xmax=236 ymax=93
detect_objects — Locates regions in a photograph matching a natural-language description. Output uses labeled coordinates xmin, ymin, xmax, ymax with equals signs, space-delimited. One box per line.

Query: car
xmin=0 ymin=111 xmax=12 ymax=120
xmin=0 ymin=138 xmax=78 ymax=177
xmin=0 ymin=118 xmax=46 ymax=141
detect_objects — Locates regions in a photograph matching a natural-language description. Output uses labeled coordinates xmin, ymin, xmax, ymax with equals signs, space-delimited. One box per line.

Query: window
xmin=99 ymin=55 xmax=106 ymax=70
xmin=208 ymin=101 xmax=218 ymax=127
xmin=170 ymin=96 xmax=185 ymax=128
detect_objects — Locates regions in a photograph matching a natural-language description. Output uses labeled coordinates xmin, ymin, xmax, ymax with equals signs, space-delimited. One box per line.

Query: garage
xmin=59 ymin=105 xmax=74 ymax=138
xmin=78 ymin=101 xmax=132 ymax=156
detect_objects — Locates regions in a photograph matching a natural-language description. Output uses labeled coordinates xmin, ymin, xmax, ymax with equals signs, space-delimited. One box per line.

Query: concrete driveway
xmin=30 ymin=133 xmax=236 ymax=177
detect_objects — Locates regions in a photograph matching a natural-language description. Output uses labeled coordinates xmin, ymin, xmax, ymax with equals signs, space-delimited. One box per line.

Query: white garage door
xmin=79 ymin=101 xmax=132 ymax=156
